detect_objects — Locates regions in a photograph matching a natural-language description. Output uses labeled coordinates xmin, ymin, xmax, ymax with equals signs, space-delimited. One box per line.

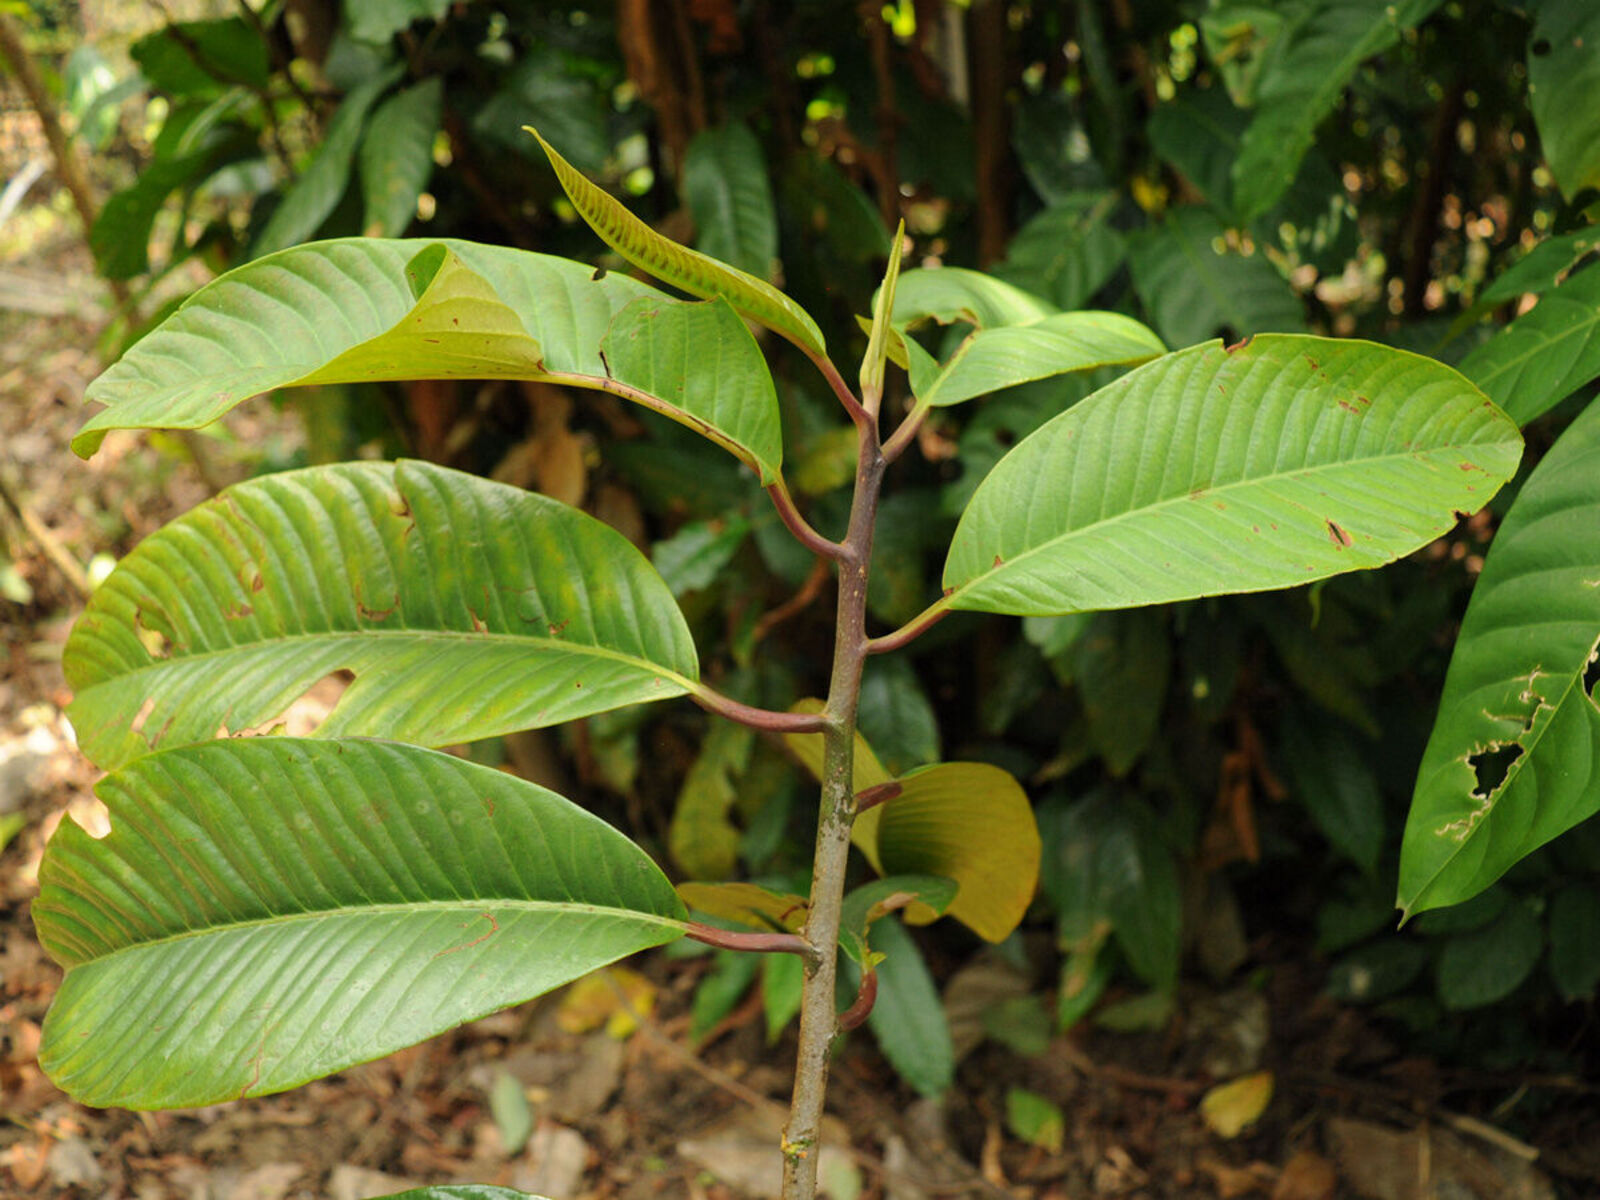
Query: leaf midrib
xmin=949 ymin=437 xmax=1507 ymax=603
xmin=59 ymin=896 xmax=689 ymax=966
xmin=76 ymin=626 xmax=699 ymax=693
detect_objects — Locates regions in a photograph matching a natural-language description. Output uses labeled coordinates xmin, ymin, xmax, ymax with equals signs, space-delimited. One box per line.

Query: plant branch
xmin=766 ymin=479 xmax=844 ymax=558
xmin=752 ymin=557 xmax=831 ymax=646
xmin=783 ymin=409 xmax=886 ymax=1199
xmin=808 ymin=349 xmax=874 ymax=430
xmin=688 ymin=683 xmax=830 ymax=733
xmin=880 ymin=399 xmax=931 ymax=464
xmin=685 ymin=923 xmax=815 ymax=963
xmin=837 ymin=966 xmax=877 ymax=1031
xmin=853 ymin=781 xmax=901 ymax=812
xmin=866 ymin=597 xmax=949 ymax=655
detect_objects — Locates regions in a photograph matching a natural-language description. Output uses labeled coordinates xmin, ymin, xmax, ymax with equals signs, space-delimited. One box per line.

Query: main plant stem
xmin=781 ymin=419 xmax=886 ymax=1199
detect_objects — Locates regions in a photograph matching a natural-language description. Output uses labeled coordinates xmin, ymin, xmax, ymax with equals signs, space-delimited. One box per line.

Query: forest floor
xmin=2 ymin=229 xmax=1597 ymax=1200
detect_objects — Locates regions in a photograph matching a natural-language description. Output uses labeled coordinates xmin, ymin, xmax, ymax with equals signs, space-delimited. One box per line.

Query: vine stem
xmin=781 ymin=412 xmax=886 ymax=1199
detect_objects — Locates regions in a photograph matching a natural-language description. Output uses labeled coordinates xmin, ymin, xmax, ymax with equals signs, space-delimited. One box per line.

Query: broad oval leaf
xmin=1459 ymin=263 xmax=1600 ymax=427
xmin=1398 ymin=397 xmax=1600 ymax=916
xmin=944 ymin=335 xmax=1522 ymax=617
xmin=1229 ymin=0 xmax=1444 ymax=223
xmin=863 ymin=916 xmax=953 ymax=1097
xmin=529 ymin=128 xmax=825 ymax=356
xmin=359 ymin=78 xmax=444 ymax=237
xmin=75 ymin=239 xmax=783 ymax=481
xmin=65 ymin=460 xmax=698 ymax=770
xmin=34 ymin=738 xmax=687 ymax=1109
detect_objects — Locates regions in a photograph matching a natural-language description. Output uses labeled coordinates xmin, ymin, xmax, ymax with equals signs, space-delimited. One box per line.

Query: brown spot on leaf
xmin=1225 ymin=335 xmax=1253 ymax=354
xmin=1326 ymin=520 xmax=1352 ymax=548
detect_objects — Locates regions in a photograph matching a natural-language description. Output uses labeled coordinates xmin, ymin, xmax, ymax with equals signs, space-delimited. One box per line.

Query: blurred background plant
xmin=6 ymin=0 xmax=1600 ymax=1169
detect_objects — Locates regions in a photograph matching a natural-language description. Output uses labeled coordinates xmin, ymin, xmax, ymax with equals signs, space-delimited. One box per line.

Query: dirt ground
xmin=3 ymin=228 xmax=1600 ymax=1200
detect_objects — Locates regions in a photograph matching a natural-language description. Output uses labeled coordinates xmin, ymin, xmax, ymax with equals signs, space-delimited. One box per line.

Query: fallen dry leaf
xmin=1200 ymin=1071 xmax=1274 ymax=1139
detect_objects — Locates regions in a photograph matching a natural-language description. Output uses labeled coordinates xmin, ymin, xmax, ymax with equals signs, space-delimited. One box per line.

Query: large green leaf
xmin=35 ymin=738 xmax=686 ymax=1109
xmin=346 ymin=0 xmax=450 ymax=44
xmin=1527 ymin=3 xmax=1600 ymax=202
xmin=530 ymin=130 xmax=825 ymax=356
xmin=863 ymin=916 xmax=953 ymax=1097
xmin=890 ymin=267 xmax=1056 ymax=330
xmin=684 ymin=122 xmax=778 ymax=279
xmin=1128 ymin=207 xmax=1305 ymax=347
xmin=1229 ymin=0 xmax=1444 ymax=223
xmin=64 ymin=460 xmax=698 ymax=770
xmin=993 ymin=193 xmax=1126 ymax=312
xmin=1398 ymin=398 xmax=1600 ymax=916
xmin=130 ymin=18 xmax=271 ymax=96
xmin=254 ymin=67 xmax=402 ymax=257
xmin=74 ymin=239 xmax=782 ymax=480
xmin=1459 ymin=264 xmax=1600 ymax=427
xmin=944 ymin=335 xmax=1521 ymax=617
xmin=359 ymin=78 xmax=443 ymax=237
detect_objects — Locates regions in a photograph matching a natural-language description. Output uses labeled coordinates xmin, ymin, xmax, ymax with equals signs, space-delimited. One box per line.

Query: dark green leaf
xmin=1459 ymin=264 xmax=1600 ymax=426
xmin=864 ymin=917 xmax=954 ymax=1097
xmin=685 ymin=122 xmax=779 ymax=279
xmin=130 ymin=18 xmax=270 ymax=95
xmin=1435 ymin=900 xmax=1543 ymax=1009
xmin=35 ymin=739 xmax=686 ymax=1109
xmin=1071 ymin=610 xmax=1170 ymax=776
xmin=691 ymin=950 xmax=761 ymax=1042
xmin=652 ymin=516 xmax=751 ymax=596
xmin=762 ymin=951 xmax=805 ymax=1044
xmin=346 ymin=0 xmax=451 ymax=44
xmin=359 ymin=78 xmax=443 ymax=237
xmin=1527 ymin=4 xmax=1600 ymax=201
xmin=1548 ymin=883 xmax=1600 ymax=1000
xmin=857 ymin=656 xmax=941 ymax=775
xmin=1326 ymin=938 xmax=1432 ymax=1003
xmin=993 ymin=194 xmax=1126 ymax=311
xmin=1399 ymin=398 xmax=1600 ymax=915
xmin=1281 ymin=716 xmax=1385 ymax=877
xmin=1128 ymin=207 xmax=1305 ymax=348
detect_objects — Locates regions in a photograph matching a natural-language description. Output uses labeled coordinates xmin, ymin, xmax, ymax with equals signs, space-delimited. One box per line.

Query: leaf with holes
xmin=75 ymin=240 xmax=782 ymax=481
xmin=1528 ymin=4 xmax=1600 ymax=202
xmin=943 ymin=335 xmax=1521 ymax=617
xmin=34 ymin=738 xmax=687 ymax=1109
xmin=64 ymin=460 xmax=698 ymax=770
xmin=1399 ymin=398 xmax=1600 ymax=917
xmin=1460 ymin=264 xmax=1600 ymax=427
xmin=530 ymin=128 xmax=824 ymax=356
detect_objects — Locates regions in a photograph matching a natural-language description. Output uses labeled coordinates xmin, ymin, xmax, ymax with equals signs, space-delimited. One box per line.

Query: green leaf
xmin=1148 ymin=88 xmax=1245 ymax=217
xmin=1006 ymin=1089 xmax=1065 ymax=1152
xmin=1412 ymin=885 xmax=1508 ymax=936
xmin=90 ymin=135 xmax=235 ymax=279
xmin=1528 ymin=4 xmax=1600 ymax=201
xmin=669 ymin=721 xmax=753 ymax=881
xmin=75 ymin=239 xmax=782 ymax=481
xmin=1476 ymin=226 xmax=1600 ymax=309
xmin=1281 ymin=715 xmax=1385 ymax=877
xmin=530 ymin=129 xmax=825 ymax=356
xmin=35 ymin=738 xmax=686 ymax=1109
xmin=762 ymin=952 xmax=805 ymax=1044
xmin=1398 ymin=398 xmax=1600 ymax=916
xmin=254 ymin=67 xmax=403 ymax=257
xmin=905 ymin=312 xmax=1164 ymax=409
xmin=1548 ymin=883 xmax=1600 ymax=1000
xmin=841 ymin=874 xmax=959 ymax=954
xmin=684 ymin=122 xmax=779 ymax=279
xmin=1128 ymin=207 xmax=1305 ymax=348
xmin=489 ymin=1068 xmax=534 ymax=1155
xmin=1325 ymin=938 xmax=1432 ymax=1003
xmin=864 ymin=917 xmax=953 ymax=1097
xmin=1459 ymin=264 xmax=1600 ymax=427
xmin=129 ymin=18 xmax=270 ymax=95
xmin=652 ymin=516 xmax=751 ymax=596
xmin=345 ymin=0 xmax=450 ymax=44
xmin=1070 ymin=610 xmax=1170 ymax=776
xmin=1039 ymin=793 xmax=1181 ymax=991
xmin=691 ymin=950 xmax=761 ymax=1042
xmin=993 ymin=194 xmax=1126 ymax=312
xmin=1230 ymin=0 xmax=1445 ymax=223
xmin=1435 ymin=900 xmax=1543 ymax=1009
xmin=863 ymin=763 xmax=1040 ymax=944
xmin=891 ymin=267 xmax=1056 ymax=330
xmin=64 ymin=461 xmax=698 ymax=770
xmin=474 ymin=49 xmax=607 ymax=171
xmin=857 ymin=657 xmax=941 ymax=775
xmin=944 ymin=335 xmax=1522 ymax=617
xmin=359 ymin=78 xmax=443 ymax=237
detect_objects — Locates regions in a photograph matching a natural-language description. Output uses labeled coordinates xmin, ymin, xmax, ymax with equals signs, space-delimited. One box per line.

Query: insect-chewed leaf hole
xmin=1468 ymin=742 xmax=1525 ymax=799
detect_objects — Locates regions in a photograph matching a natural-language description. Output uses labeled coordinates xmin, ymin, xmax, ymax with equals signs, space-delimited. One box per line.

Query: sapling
xmin=33 ymin=132 xmax=1520 ymax=1200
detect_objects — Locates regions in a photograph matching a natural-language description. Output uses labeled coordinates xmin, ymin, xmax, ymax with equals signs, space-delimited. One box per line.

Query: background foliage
xmin=15 ymin=0 xmax=1600 ymax=1109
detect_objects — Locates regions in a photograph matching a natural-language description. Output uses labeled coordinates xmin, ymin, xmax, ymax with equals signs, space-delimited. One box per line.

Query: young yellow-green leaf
xmin=75 ymin=239 xmax=782 ymax=481
xmin=781 ymin=698 xmax=893 ymax=793
xmin=676 ymin=881 xmax=809 ymax=931
xmin=1398 ymin=398 xmax=1600 ymax=917
xmin=529 ymin=127 xmax=825 ymax=356
xmin=945 ymin=335 xmax=1521 ymax=617
xmin=871 ymin=763 xmax=1040 ymax=943
xmin=1199 ymin=1072 xmax=1274 ymax=1138
xmin=65 ymin=460 xmax=698 ymax=770
xmin=35 ymin=738 xmax=687 ymax=1110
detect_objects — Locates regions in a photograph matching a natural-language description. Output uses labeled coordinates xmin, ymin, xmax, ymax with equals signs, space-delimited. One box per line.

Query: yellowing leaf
xmin=557 ymin=966 xmax=657 ymax=1039
xmin=1200 ymin=1070 xmax=1274 ymax=1139
xmin=677 ymin=881 xmax=808 ymax=931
